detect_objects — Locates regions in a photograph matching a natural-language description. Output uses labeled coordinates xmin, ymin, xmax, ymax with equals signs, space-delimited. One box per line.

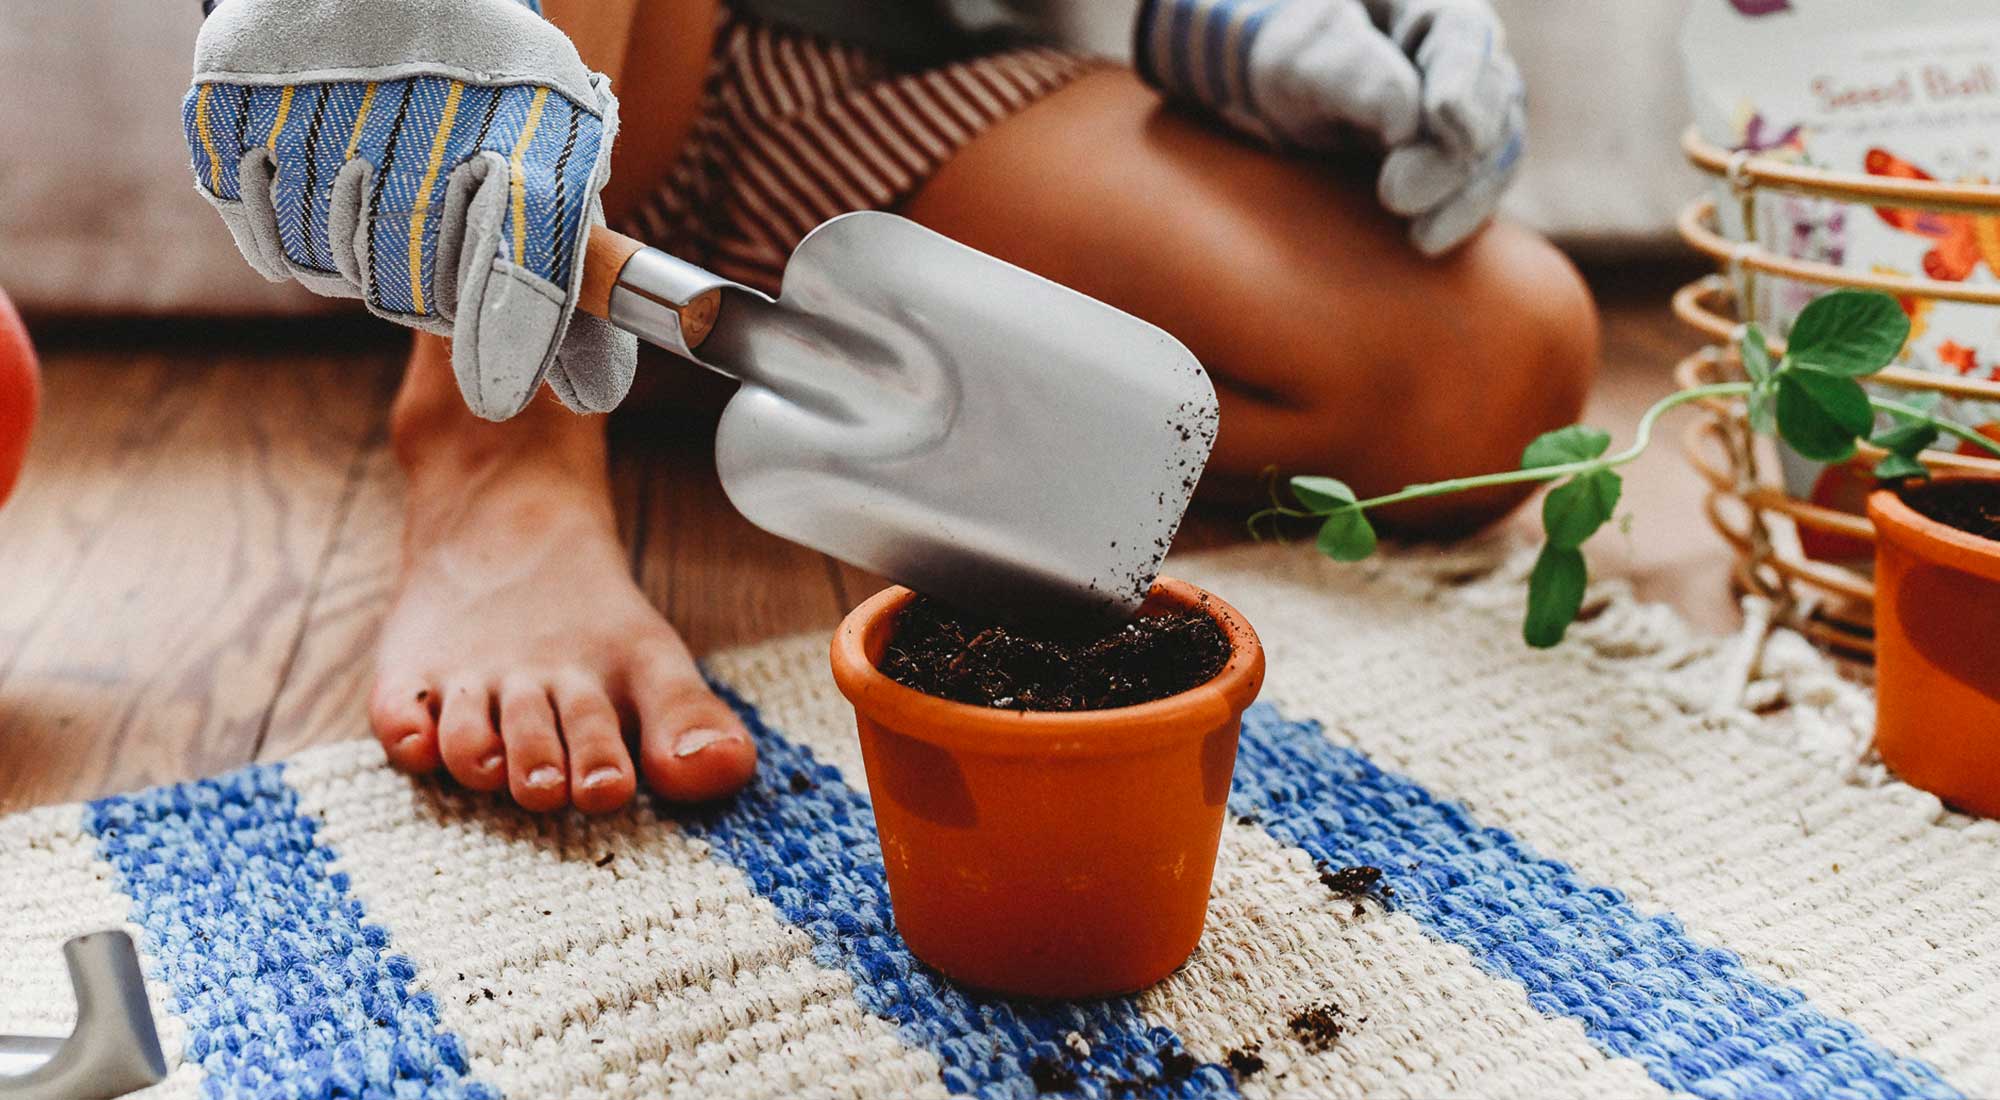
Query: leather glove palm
xmin=185 ymin=0 xmax=636 ymax=419
xmin=1136 ymin=0 xmax=1525 ymax=256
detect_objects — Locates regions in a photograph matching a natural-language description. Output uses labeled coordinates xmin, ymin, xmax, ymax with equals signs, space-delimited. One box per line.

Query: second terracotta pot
xmin=829 ymin=577 xmax=1265 ymax=999
xmin=1869 ymin=485 xmax=2000 ymax=817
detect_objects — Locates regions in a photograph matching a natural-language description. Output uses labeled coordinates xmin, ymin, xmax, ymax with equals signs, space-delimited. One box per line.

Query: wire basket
xmin=1674 ymin=126 xmax=2000 ymax=658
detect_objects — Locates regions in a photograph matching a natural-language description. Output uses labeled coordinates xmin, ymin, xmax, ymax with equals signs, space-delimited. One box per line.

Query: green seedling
xmin=1251 ymin=289 xmax=2000 ymax=648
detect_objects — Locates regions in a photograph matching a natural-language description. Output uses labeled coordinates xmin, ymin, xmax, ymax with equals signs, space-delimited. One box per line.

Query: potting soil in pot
xmin=1903 ymin=480 xmax=2000 ymax=542
xmin=878 ymin=596 xmax=1230 ymax=710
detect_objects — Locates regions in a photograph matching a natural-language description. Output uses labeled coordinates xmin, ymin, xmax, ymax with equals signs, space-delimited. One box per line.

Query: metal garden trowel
xmin=0 ymin=932 xmax=169 ymax=1100
xmin=580 ymin=212 xmax=1218 ymax=621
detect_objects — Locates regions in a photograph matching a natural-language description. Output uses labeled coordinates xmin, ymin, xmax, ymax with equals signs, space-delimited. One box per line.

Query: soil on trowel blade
xmin=879 ymin=595 xmax=1230 ymax=711
xmin=1903 ymin=479 xmax=2000 ymax=543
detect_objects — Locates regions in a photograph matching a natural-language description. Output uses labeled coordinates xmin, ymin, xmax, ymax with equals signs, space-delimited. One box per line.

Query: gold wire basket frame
xmin=1674 ymin=126 xmax=2000 ymax=657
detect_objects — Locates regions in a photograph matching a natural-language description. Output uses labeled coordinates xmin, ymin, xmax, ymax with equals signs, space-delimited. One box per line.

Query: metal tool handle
xmin=0 ymin=932 xmax=168 ymax=1100
xmin=578 ymin=225 xmax=741 ymax=365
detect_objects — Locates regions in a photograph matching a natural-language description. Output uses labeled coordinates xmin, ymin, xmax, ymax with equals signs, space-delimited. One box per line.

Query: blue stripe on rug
xmin=1228 ymin=702 xmax=1960 ymax=1100
xmin=695 ymin=682 xmax=1240 ymax=1100
xmin=87 ymin=765 xmax=496 ymax=1100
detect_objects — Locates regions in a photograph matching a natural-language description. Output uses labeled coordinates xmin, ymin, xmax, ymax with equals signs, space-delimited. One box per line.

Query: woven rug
xmin=5 ymin=544 xmax=1997 ymax=1100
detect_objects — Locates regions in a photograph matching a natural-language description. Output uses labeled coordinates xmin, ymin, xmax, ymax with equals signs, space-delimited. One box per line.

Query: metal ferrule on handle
xmin=607 ymin=248 xmax=736 ymax=363
xmin=577 ymin=224 xmax=744 ymax=366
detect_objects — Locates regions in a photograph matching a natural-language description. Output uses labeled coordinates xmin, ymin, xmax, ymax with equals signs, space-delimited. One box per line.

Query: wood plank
xmin=257 ymin=443 xmax=401 ymax=761
xmin=0 ymin=342 xmax=395 ymax=811
xmin=625 ymin=414 xmax=849 ymax=656
xmin=0 ymin=353 xmax=193 ymax=663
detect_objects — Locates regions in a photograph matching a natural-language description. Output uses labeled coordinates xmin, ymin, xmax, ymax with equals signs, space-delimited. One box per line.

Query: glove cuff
xmin=1134 ymin=0 xmax=1286 ymax=119
xmin=194 ymin=0 xmax=600 ymax=111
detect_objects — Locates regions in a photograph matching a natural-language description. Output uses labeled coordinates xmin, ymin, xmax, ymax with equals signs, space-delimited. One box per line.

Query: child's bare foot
xmin=366 ymin=336 xmax=756 ymax=813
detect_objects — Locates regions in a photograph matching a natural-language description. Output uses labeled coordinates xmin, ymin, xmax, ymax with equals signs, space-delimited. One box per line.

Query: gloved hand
xmin=185 ymin=0 xmax=636 ymax=419
xmin=1134 ymin=0 xmax=1525 ymax=256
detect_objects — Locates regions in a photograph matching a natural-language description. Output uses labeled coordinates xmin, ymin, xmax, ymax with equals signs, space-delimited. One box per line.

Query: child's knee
xmin=1478 ymin=222 xmax=1598 ymax=426
xmin=1218 ymin=223 xmax=1598 ymax=533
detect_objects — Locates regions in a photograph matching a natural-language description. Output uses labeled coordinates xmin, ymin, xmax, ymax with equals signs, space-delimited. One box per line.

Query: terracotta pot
xmin=1868 ymin=484 xmax=2000 ymax=817
xmin=829 ymin=577 xmax=1264 ymax=998
xmin=0 ymin=288 xmax=37 ymax=509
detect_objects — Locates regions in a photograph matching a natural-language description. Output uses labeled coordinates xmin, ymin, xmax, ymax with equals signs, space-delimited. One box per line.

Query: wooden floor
xmin=0 ymin=263 xmax=1725 ymax=813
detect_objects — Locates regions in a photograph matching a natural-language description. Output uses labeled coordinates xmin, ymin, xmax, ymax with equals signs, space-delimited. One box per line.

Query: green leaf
xmin=1521 ymin=425 xmax=1612 ymax=470
xmin=1740 ymin=324 xmax=1774 ymax=384
xmin=1872 ymin=452 xmax=1929 ymax=481
xmin=1784 ymin=289 xmax=1911 ymax=376
xmin=1542 ymin=470 xmax=1624 ymax=550
xmin=1291 ymin=475 xmax=1358 ymax=514
xmin=1775 ymin=367 xmax=1873 ymax=462
xmin=1869 ymin=419 xmax=1939 ymax=456
xmin=1524 ymin=545 xmax=1588 ymax=648
xmin=1316 ymin=507 xmax=1377 ymax=562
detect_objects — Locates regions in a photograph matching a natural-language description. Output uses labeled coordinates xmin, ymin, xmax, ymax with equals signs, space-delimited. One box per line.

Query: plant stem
xmin=1871 ymin=396 xmax=2000 ymax=460
xmin=1346 ymin=383 xmax=1751 ymax=511
xmin=1247 ymin=378 xmax=2000 ymax=537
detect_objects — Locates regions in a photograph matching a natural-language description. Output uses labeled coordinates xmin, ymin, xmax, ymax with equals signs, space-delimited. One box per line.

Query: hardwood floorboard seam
xmin=247 ymin=422 xmax=390 ymax=762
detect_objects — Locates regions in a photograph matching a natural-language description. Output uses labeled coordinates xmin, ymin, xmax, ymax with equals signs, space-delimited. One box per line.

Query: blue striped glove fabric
xmin=185 ymin=0 xmax=636 ymax=419
xmin=1135 ymin=0 xmax=1524 ymax=256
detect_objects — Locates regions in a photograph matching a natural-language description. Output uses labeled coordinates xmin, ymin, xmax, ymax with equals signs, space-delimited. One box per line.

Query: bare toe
xmin=437 ymin=678 xmax=507 ymax=792
xmin=632 ymin=643 xmax=757 ymax=803
xmin=553 ymin=672 xmax=638 ymax=814
xmin=497 ymin=675 xmax=569 ymax=811
xmin=371 ymin=676 xmax=442 ymax=774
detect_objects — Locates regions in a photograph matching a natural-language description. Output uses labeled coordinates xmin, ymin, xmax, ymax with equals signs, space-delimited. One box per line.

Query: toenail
xmin=526 ymin=765 xmax=562 ymax=788
xmin=674 ymin=728 xmax=735 ymax=758
xmin=396 ymin=733 xmax=425 ymax=752
xmin=582 ymin=766 xmax=625 ymax=789
xmin=480 ymin=752 xmax=504 ymax=772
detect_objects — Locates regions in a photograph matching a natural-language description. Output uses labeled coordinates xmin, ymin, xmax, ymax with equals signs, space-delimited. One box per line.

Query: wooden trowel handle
xmin=576 ymin=224 xmax=724 ymax=352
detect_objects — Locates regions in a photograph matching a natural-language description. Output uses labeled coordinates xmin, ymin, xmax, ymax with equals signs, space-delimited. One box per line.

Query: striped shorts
xmin=614 ymin=8 xmax=1108 ymax=295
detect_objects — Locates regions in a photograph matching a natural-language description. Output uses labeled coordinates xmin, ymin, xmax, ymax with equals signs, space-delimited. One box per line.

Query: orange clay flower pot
xmin=1868 ymin=485 xmax=2000 ymax=817
xmin=829 ymin=577 xmax=1265 ymax=998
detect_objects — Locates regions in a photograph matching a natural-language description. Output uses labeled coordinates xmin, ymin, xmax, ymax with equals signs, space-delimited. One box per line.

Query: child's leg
xmin=368 ymin=0 xmax=755 ymax=814
xmin=903 ymin=69 xmax=1599 ymax=532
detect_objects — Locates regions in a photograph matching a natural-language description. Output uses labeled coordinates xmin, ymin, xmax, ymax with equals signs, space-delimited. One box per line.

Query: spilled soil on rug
xmin=879 ymin=596 xmax=1230 ymax=711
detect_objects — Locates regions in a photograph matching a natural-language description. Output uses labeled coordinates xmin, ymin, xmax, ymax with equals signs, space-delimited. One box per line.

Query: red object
xmin=0 ymin=289 xmax=38 ymax=509
xmin=1956 ymin=423 xmax=2000 ymax=458
xmin=1798 ymin=459 xmax=1878 ymax=563
xmin=830 ymin=578 xmax=1265 ymax=998
xmin=1868 ymin=485 xmax=2000 ymax=817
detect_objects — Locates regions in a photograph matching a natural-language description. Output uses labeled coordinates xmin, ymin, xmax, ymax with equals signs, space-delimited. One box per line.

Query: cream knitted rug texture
xmin=3 ymin=544 xmax=1996 ymax=1100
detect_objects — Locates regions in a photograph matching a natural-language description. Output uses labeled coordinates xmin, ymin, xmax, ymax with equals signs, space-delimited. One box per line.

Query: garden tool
xmin=0 ymin=932 xmax=168 ymax=1100
xmin=581 ymin=212 xmax=1219 ymax=621
xmin=188 ymin=1 xmax=1215 ymax=621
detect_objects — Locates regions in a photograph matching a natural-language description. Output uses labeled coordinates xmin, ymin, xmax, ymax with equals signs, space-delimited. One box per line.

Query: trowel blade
xmin=691 ymin=212 xmax=1219 ymax=622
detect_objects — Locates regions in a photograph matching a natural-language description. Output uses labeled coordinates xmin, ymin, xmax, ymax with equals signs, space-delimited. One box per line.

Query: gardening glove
xmin=1134 ymin=0 xmax=1525 ymax=256
xmin=185 ymin=0 xmax=636 ymax=420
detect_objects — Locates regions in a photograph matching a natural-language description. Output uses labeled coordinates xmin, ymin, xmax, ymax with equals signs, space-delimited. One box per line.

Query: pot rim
xmin=1868 ymin=480 xmax=2000 ymax=585
xmin=829 ymin=576 xmax=1266 ymax=758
